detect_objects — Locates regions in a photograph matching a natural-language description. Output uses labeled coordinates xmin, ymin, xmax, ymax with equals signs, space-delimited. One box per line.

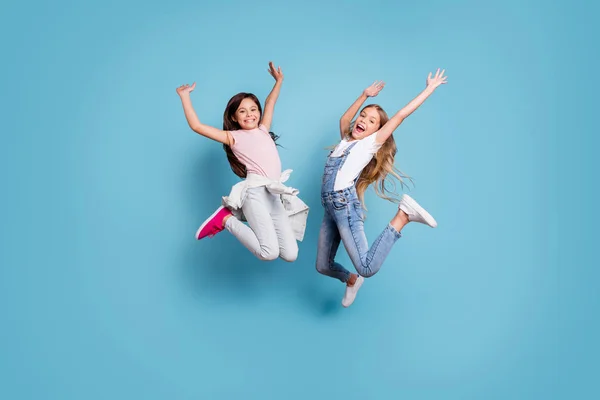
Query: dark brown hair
xmin=222 ymin=92 xmax=279 ymax=178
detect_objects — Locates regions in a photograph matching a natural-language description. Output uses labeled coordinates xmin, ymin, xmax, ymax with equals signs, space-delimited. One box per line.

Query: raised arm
xmin=375 ymin=69 xmax=447 ymax=145
xmin=176 ymin=83 xmax=231 ymax=145
xmin=340 ymin=81 xmax=385 ymax=138
xmin=261 ymin=61 xmax=284 ymax=132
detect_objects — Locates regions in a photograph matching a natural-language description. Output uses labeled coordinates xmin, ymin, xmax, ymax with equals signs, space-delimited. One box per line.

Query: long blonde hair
xmin=348 ymin=105 xmax=413 ymax=207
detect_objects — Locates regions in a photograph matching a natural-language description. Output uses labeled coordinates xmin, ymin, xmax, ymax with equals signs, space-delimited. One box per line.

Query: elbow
xmin=190 ymin=123 xmax=205 ymax=135
xmin=396 ymin=113 xmax=408 ymax=122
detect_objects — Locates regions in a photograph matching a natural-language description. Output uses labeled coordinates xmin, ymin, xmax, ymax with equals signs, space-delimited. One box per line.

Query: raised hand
xmin=176 ymin=82 xmax=196 ymax=97
xmin=426 ymin=69 xmax=448 ymax=89
xmin=363 ymin=80 xmax=385 ymax=97
xmin=267 ymin=61 xmax=284 ymax=82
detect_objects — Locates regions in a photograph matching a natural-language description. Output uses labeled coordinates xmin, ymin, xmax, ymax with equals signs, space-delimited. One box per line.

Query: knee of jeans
xmin=258 ymin=247 xmax=279 ymax=261
xmin=357 ymin=266 xmax=375 ymax=278
xmin=315 ymin=260 xmax=329 ymax=274
xmin=280 ymin=248 xmax=298 ymax=263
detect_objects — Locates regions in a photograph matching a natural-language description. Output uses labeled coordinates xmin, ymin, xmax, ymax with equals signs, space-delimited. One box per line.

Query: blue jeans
xmin=316 ymin=186 xmax=401 ymax=281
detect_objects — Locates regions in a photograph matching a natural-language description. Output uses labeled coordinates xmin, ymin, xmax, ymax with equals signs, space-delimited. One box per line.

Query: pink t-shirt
xmin=229 ymin=124 xmax=282 ymax=180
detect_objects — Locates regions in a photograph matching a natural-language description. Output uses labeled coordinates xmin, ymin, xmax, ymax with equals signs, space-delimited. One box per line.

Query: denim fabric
xmin=316 ymin=142 xmax=401 ymax=281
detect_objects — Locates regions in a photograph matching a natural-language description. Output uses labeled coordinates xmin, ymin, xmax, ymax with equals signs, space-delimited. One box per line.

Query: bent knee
xmin=280 ymin=244 xmax=298 ymax=263
xmin=280 ymin=251 xmax=298 ymax=263
xmin=356 ymin=266 xmax=375 ymax=278
xmin=258 ymin=247 xmax=279 ymax=261
xmin=316 ymin=261 xmax=329 ymax=275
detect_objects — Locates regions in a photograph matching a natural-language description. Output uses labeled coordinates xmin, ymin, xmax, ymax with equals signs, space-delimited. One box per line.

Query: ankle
xmin=397 ymin=209 xmax=409 ymax=222
xmin=347 ymin=274 xmax=358 ymax=287
xmin=222 ymin=214 xmax=232 ymax=227
xmin=390 ymin=210 xmax=409 ymax=232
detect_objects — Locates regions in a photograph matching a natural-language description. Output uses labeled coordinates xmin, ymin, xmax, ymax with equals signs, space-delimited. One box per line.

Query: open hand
xmin=176 ymin=82 xmax=196 ymax=96
xmin=267 ymin=61 xmax=284 ymax=82
xmin=364 ymin=80 xmax=385 ymax=97
xmin=426 ymin=69 xmax=448 ymax=88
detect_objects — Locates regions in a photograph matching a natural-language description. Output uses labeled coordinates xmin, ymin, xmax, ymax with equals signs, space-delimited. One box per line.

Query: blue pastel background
xmin=1 ymin=0 xmax=597 ymax=398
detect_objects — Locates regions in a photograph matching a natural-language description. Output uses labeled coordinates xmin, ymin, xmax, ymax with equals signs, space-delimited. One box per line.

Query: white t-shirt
xmin=330 ymin=133 xmax=383 ymax=191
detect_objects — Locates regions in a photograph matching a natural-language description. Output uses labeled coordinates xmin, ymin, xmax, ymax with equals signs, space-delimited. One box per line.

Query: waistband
xmin=321 ymin=185 xmax=357 ymax=197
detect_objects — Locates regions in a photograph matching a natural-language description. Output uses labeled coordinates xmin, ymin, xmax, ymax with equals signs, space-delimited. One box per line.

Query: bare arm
xmin=261 ymin=62 xmax=284 ymax=132
xmin=176 ymin=83 xmax=231 ymax=145
xmin=375 ymin=69 xmax=447 ymax=144
xmin=340 ymin=81 xmax=385 ymax=138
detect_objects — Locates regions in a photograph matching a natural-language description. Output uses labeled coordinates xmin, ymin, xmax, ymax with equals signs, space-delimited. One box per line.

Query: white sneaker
xmin=342 ymin=276 xmax=364 ymax=308
xmin=399 ymin=194 xmax=437 ymax=228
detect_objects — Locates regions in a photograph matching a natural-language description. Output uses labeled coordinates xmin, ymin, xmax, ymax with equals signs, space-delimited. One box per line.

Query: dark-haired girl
xmin=176 ymin=62 xmax=307 ymax=262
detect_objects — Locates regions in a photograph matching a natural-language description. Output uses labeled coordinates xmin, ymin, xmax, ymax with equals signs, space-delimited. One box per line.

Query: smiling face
xmin=351 ymin=106 xmax=383 ymax=140
xmin=233 ymin=97 xmax=261 ymax=130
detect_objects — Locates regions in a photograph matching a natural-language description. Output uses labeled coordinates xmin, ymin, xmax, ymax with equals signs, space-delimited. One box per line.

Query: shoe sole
xmin=402 ymin=195 xmax=437 ymax=228
xmin=195 ymin=206 xmax=225 ymax=239
xmin=342 ymin=276 xmax=365 ymax=308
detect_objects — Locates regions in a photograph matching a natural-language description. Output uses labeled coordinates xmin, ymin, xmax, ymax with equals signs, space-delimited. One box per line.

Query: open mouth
xmin=355 ymin=123 xmax=366 ymax=134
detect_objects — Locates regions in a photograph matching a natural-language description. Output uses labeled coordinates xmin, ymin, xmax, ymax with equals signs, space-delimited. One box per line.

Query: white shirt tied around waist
xmin=221 ymin=170 xmax=309 ymax=242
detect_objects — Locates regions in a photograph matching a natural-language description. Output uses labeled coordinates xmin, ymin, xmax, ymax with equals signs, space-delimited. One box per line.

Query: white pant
xmin=225 ymin=187 xmax=298 ymax=262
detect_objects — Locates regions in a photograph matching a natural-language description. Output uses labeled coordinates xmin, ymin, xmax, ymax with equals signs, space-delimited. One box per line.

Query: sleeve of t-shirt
xmin=228 ymin=129 xmax=242 ymax=149
xmin=362 ymin=132 xmax=384 ymax=154
xmin=258 ymin=124 xmax=269 ymax=134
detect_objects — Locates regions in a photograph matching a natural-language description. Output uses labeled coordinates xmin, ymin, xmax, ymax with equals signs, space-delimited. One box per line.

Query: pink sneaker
xmin=195 ymin=206 xmax=232 ymax=240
